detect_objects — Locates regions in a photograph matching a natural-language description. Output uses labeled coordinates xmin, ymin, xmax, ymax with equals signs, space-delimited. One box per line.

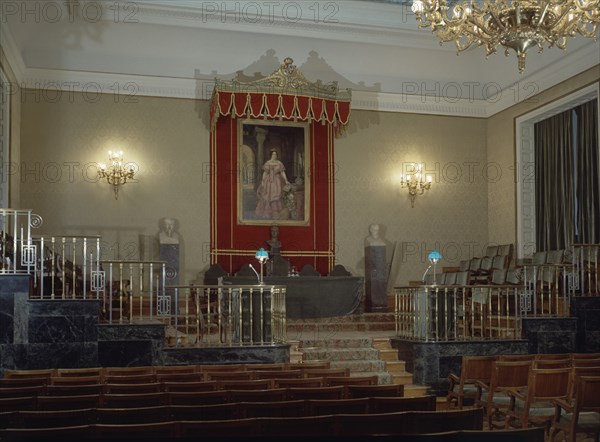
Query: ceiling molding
xmin=0 ymin=23 xmax=25 ymax=83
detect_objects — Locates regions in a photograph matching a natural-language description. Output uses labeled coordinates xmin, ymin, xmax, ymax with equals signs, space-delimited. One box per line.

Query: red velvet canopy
xmin=209 ymin=57 xmax=351 ymax=276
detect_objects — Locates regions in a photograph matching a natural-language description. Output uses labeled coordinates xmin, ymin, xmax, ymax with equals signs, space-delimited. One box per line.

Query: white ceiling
xmin=1 ymin=0 xmax=599 ymax=117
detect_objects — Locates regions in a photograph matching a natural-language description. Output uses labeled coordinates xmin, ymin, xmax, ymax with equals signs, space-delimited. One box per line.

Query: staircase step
xmin=384 ymin=360 xmax=406 ymax=373
xmin=299 ymin=338 xmax=376 ymax=349
xmin=392 ymin=372 xmax=415 ymax=385
xmin=302 ymin=348 xmax=381 ymax=361
xmin=379 ymin=349 xmax=399 ymax=362
xmin=404 ymin=384 xmax=430 ymax=397
xmin=330 ymin=360 xmax=387 ymax=372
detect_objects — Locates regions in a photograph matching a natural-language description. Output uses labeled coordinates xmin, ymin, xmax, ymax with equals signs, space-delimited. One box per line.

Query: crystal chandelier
xmin=411 ymin=0 xmax=600 ymax=72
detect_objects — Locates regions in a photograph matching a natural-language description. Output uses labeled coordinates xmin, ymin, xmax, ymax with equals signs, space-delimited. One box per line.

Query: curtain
xmin=535 ymin=98 xmax=599 ymax=251
xmin=535 ymin=109 xmax=574 ymax=251
xmin=574 ymin=99 xmax=599 ymax=244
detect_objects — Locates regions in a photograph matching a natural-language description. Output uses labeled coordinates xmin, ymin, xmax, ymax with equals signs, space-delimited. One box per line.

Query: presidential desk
xmin=223 ymin=276 xmax=364 ymax=319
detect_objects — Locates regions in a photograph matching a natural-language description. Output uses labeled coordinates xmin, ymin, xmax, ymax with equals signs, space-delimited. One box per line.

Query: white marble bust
xmin=365 ymin=223 xmax=385 ymax=247
xmin=158 ymin=218 xmax=180 ymax=244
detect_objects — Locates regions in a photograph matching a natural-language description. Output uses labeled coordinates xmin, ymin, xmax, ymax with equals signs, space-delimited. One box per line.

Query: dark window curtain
xmin=535 ymin=109 xmax=574 ymax=251
xmin=574 ymin=99 xmax=599 ymax=244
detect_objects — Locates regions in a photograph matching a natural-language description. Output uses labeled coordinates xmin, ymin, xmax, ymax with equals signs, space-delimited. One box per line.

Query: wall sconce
xmin=97 ymin=150 xmax=136 ymax=199
xmin=400 ymin=163 xmax=432 ymax=208
xmin=254 ymin=248 xmax=269 ymax=285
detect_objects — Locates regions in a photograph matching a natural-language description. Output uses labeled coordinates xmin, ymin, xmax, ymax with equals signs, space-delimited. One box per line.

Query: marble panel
xmin=98 ymin=340 xmax=154 ymax=367
xmin=98 ymin=323 xmax=165 ymax=341
xmin=28 ymin=316 xmax=89 ymax=344
xmin=24 ymin=342 xmax=98 ymax=370
xmin=28 ymin=300 xmax=101 ymax=316
xmin=161 ymin=345 xmax=289 ymax=366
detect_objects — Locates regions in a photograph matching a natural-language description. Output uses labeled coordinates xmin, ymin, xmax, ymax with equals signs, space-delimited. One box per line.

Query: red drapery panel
xmin=209 ymin=65 xmax=351 ymax=276
xmin=211 ymin=91 xmax=351 ymax=134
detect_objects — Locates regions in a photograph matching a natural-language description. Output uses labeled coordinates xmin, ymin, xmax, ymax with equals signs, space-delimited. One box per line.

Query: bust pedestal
xmin=365 ymin=245 xmax=388 ymax=312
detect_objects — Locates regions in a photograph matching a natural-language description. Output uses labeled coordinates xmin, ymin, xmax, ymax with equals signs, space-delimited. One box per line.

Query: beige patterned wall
xmin=19 ymin=92 xmax=212 ymax=284
xmin=18 ymin=91 xmax=489 ymax=285
xmin=486 ymin=65 xmax=600 ymax=253
xmin=335 ymin=111 xmax=488 ymax=285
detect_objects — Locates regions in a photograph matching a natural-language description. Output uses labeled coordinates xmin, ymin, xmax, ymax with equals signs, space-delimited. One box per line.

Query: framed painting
xmin=237 ymin=119 xmax=310 ymax=226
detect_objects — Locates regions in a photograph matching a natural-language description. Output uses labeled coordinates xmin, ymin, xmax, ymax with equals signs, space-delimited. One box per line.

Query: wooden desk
xmin=223 ymin=276 xmax=363 ymax=319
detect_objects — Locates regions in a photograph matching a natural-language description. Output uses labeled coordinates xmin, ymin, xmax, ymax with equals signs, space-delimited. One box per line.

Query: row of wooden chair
xmin=447 ymin=354 xmax=600 ymax=442
xmin=0 ymin=383 xmax=408 ymax=412
xmin=0 ymin=362 xmax=331 ymax=381
xmin=448 ymin=352 xmax=600 ymax=409
xmin=0 ymin=407 xmax=484 ymax=439
xmin=1 ymin=395 xmax=437 ymax=428
xmin=0 ymin=375 xmax=398 ymax=399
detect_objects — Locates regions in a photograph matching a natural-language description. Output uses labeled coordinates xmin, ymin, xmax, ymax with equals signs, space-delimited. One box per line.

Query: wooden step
xmin=379 ymin=349 xmax=400 ymax=362
xmin=404 ymin=384 xmax=429 ymax=397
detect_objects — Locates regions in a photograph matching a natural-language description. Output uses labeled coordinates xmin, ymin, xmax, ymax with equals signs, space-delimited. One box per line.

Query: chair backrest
xmin=546 ymin=249 xmax=564 ymax=264
xmin=532 ymin=251 xmax=547 ymax=265
xmin=505 ymin=268 xmax=521 ymax=284
xmin=490 ymin=360 xmax=532 ymax=393
xmin=569 ymin=367 xmax=600 ymax=399
xmin=324 ymin=375 xmax=378 ymax=388
xmin=526 ymin=368 xmax=571 ymax=402
xmin=347 ymin=383 xmax=404 ymax=398
xmin=368 ymin=395 xmax=437 ymax=413
xmin=217 ymin=379 xmax=273 ymax=391
xmin=485 ymin=245 xmax=499 ymax=257
xmin=492 ymin=254 xmax=508 ymax=270
xmin=161 ymin=380 xmax=218 ymax=392
xmin=459 ymin=260 xmax=470 ymax=271
xmin=498 ymin=354 xmax=535 ymax=362
xmin=469 ymin=258 xmax=482 ymax=272
xmin=302 ymin=368 xmax=349 ymax=378
xmin=286 ymin=386 xmax=345 ymax=400
xmin=273 ymin=378 xmax=324 ymax=388
xmin=574 ymin=376 xmax=600 ymax=412
xmin=455 ymin=271 xmax=470 ymax=286
xmin=491 ymin=269 xmax=507 ymax=285
xmin=480 ymin=256 xmax=493 ymax=271
xmin=444 ymin=272 xmax=457 ymax=285
xmin=252 ymin=370 xmax=303 ymax=380
xmin=3 ymin=369 xmax=56 ymax=379
xmin=307 ymin=397 xmax=370 ymax=416
xmin=227 ymin=388 xmax=288 ymax=403
xmin=459 ymin=355 xmax=497 ymax=387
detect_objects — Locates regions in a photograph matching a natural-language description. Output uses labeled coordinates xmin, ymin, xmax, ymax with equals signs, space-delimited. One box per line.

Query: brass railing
xmin=166 ymin=285 xmax=287 ymax=347
xmin=393 ymin=285 xmax=524 ymax=341
xmin=100 ymin=260 xmax=167 ymax=323
xmin=572 ymin=244 xmax=599 ymax=296
xmin=519 ymin=263 xmax=572 ymax=317
xmin=31 ymin=235 xmax=102 ymax=300
xmin=0 ymin=208 xmax=42 ymax=274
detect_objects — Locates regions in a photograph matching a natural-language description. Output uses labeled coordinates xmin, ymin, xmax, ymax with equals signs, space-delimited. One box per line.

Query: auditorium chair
xmin=287 ymin=361 xmax=331 ymax=370
xmin=167 ymin=389 xmax=230 ymax=405
xmin=324 ymin=374 xmax=378 ymax=390
xmin=0 ymin=378 xmax=49 ymax=388
xmin=49 ymin=375 xmax=102 ymax=385
xmin=92 ymin=421 xmax=177 ymax=440
xmin=101 ymin=392 xmax=168 ymax=408
xmin=95 ymin=405 xmax=171 ymax=424
xmin=227 ymin=388 xmax=288 ymax=403
xmin=15 ymin=408 xmax=95 ymax=428
xmin=347 ymin=383 xmax=404 ymax=398
xmin=2 ymin=369 xmax=56 ymax=380
xmin=475 ymin=360 xmax=532 ymax=429
xmin=272 ymin=377 xmax=324 ymax=388
xmin=0 ymin=424 xmax=92 ymax=441
xmin=302 ymin=367 xmax=350 ymax=378
xmin=257 ymin=414 xmax=335 ymax=437
xmin=155 ymin=372 xmax=205 ymax=383
xmin=0 ymin=386 xmax=44 ymax=399
xmin=181 ymin=419 xmax=261 ymax=438
xmin=0 ymin=397 xmax=37 ymax=413
xmin=367 ymin=395 xmax=437 ymax=413
xmin=173 ymin=402 xmax=243 ymax=420
xmin=307 ymin=397 xmax=370 ymax=415
xmin=36 ymin=394 xmax=100 ymax=411
xmin=154 ymin=365 xmax=198 ymax=375
xmin=160 ymin=380 xmax=219 ymax=392
xmin=45 ymin=383 xmax=105 ymax=396
xmin=251 ymin=369 xmax=303 ymax=380
xmin=103 ymin=382 xmax=162 ymax=394
xmin=241 ymin=399 xmax=308 ymax=418
xmin=104 ymin=366 xmax=154 ymax=376
xmin=287 ymin=385 xmax=346 ymax=400
xmin=505 ymin=367 xmax=571 ymax=431
xmin=103 ymin=373 xmax=157 ymax=384
xmin=216 ymin=379 xmax=273 ymax=390
xmin=204 ymin=371 xmax=254 ymax=381
xmin=446 ymin=355 xmax=496 ymax=409
xmin=54 ymin=367 xmax=104 ymax=379
xmin=549 ymin=375 xmax=600 ymax=442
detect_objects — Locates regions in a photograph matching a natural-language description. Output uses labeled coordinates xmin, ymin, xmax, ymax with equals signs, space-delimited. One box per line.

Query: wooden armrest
xmin=551 ymin=398 xmax=574 ymax=413
xmin=448 ymin=373 xmax=460 ymax=383
xmin=505 ymin=387 xmax=527 ymax=401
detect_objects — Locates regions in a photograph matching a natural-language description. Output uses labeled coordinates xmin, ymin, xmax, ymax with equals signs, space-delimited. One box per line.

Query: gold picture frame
xmin=237 ymin=119 xmax=310 ymax=226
